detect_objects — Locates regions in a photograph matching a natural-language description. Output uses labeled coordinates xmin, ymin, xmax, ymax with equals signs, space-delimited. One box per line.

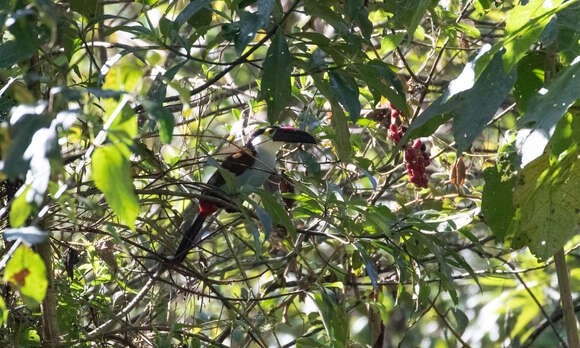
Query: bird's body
xmin=173 ymin=126 xmax=315 ymax=263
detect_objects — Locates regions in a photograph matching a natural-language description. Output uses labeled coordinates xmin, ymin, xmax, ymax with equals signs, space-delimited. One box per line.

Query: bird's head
xmin=250 ymin=126 xmax=316 ymax=146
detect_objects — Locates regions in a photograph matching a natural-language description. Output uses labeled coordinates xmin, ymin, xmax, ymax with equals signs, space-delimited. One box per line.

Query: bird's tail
xmin=174 ymin=214 xmax=206 ymax=263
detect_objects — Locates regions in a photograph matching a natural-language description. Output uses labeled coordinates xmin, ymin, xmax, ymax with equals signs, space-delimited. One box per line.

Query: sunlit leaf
xmin=403 ymin=50 xmax=516 ymax=154
xmin=516 ymin=57 xmax=580 ymax=166
xmin=92 ymin=144 xmax=139 ymax=230
xmin=0 ymin=296 xmax=7 ymax=326
xmin=9 ymin=186 xmax=32 ymax=228
xmin=502 ymin=0 xmax=563 ymax=72
xmin=510 ymin=149 xmax=580 ymax=261
xmin=3 ymin=245 xmax=47 ymax=308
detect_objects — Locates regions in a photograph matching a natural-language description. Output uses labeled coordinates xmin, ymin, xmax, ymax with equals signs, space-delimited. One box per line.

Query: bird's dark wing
xmin=206 ymin=147 xmax=256 ymax=188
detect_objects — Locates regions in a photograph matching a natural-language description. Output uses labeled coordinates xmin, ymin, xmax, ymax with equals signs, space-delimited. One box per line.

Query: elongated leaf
xmin=3 ymin=245 xmax=47 ymax=308
xmin=354 ymin=242 xmax=379 ymax=288
xmin=0 ymin=296 xmax=7 ymax=326
xmin=517 ymin=57 xmax=580 ymax=166
xmin=309 ymin=290 xmax=349 ymax=348
xmin=313 ymin=76 xmax=352 ymax=162
xmin=92 ymin=144 xmax=139 ymax=230
xmin=329 ymin=70 xmax=360 ymax=122
xmin=403 ymin=50 xmax=516 ymax=154
xmin=355 ymin=61 xmax=408 ymax=115
xmin=9 ymin=186 xmax=32 ymax=228
xmin=260 ymin=32 xmax=291 ymax=123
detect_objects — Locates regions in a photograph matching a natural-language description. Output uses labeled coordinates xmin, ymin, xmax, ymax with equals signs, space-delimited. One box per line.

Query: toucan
xmin=173 ymin=126 xmax=316 ymax=263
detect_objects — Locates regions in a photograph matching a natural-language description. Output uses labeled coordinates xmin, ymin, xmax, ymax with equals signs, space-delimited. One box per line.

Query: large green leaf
xmin=345 ymin=0 xmax=372 ymax=39
xmin=304 ymin=1 xmax=361 ymax=54
xmin=517 ymin=58 xmax=580 ymax=166
xmin=260 ymin=31 xmax=292 ymax=124
xmin=92 ymin=144 xmax=139 ymax=230
xmin=313 ymin=75 xmax=352 ymax=162
xmin=355 ymin=61 xmax=408 ymax=115
xmin=3 ymin=245 xmax=47 ymax=308
xmin=329 ymin=70 xmax=360 ymax=123
xmin=0 ymin=40 xmax=35 ymax=68
xmin=510 ymin=148 xmax=580 ymax=261
xmin=502 ymin=0 xmax=563 ymax=72
xmin=513 ymin=52 xmax=545 ymax=112
xmin=403 ymin=50 xmax=516 ymax=154
xmin=174 ymin=0 xmax=211 ymax=29
xmin=482 ymin=167 xmax=515 ymax=242
xmin=379 ymin=0 xmax=435 ymax=43
xmin=310 ymin=290 xmax=349 ymax=348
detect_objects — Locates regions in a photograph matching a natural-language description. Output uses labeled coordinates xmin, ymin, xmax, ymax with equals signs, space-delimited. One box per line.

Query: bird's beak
xmin=272 ymin=127 xmax=316 ymax=144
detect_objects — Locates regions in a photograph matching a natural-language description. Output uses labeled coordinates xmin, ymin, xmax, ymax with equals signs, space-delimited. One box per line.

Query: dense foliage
xmin=0 ymin=0 xmax=579 ymax=347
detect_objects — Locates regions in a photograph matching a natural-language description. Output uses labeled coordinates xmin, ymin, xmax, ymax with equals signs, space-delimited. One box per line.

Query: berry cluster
xmin=387 ymin=103 xmax=405 ymax=144
xmin=405 ymin=139 xmax=430 ymax=188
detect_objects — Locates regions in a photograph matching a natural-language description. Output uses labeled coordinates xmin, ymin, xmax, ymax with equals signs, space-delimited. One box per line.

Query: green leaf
xmin=553 ymin=2 xmax=580 ymax=63
xmin=0 ymin=296 xmax=7 ymax=326
xmin=258 ymin=191 xmax=295 ymax=239
xmin=517 ymin=58 xmax=580 ymax=166
xmin=403 ymin=50 xmax=516 ymax=154
xmin=9 ymin=186 xmax=33 ymax=228
xmin=510 ymin=149 xmax=580 ymax=261
xmin=502 ymin=0 xmax=563 ymax=72
xmin=513 ymin=52 xmax=545 ymax=112
xmin=0 ymin=40 xmax=36 ymax=68
xmin=304 ymin=1 xmax=361 ymax=54
xmin=482 ymin=168 xmax=515 ymax=241
xmin=142 ymin=101 xmax=175 ymax=144
xmin=355 ymin=61 xmax=408 ymax=115
xmin=353 ymin=243 xmax=379 ymax=288
xmin=309 ymin=290 xmax=349 ymax=348
xmin=92 ymin=144 xmax=139 ymax=230
xmin=174 ymin=0 xmax=211 ymax=29
xmin=550 ymin=112 xmax=580 ymax=159
xmin=380 ymin=0 xmax=435 ymax=43
xmin=330 ymin=103 xmax=353 ymax=162
xmin=345 ymin=0 xmax=372 ymax=39
xmin=235 ymin=11 xmax=261 ymax=55
xmin=260 ymin=31 xmax=292 ymax=123
xmin=329 ymin=70 xmax=360 ymax=122
xmin=70 ymin=0 xmax=102 ymax=19
xmin=3 ymin=245 xmax=47 ymax=308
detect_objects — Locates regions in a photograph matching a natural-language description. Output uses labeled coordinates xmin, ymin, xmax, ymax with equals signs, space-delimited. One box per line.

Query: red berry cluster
xmin=387 ymin=103 xmax=405 ymax=144
xmin=405 ymin=139 xmax=430 ymax=188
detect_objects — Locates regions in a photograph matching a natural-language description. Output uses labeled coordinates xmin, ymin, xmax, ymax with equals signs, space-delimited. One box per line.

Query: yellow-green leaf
xmin=3 ymin=245 xmax=47 ymax=308
xmin=9 ymin=186 xmax=32 ymax=228
xmin=92 ymin=144 xmax=139 ymax=230
xmin=0 ymin=296 xmax=7 ymax=325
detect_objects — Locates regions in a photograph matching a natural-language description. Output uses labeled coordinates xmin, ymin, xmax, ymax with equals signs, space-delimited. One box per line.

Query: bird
xmin=173 ymin=126 xmax=316 ymax=263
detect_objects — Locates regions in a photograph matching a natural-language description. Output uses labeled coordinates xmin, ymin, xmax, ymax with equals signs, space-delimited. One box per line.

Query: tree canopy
xmin=0 ymin=0 xmax=579 ymax=347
